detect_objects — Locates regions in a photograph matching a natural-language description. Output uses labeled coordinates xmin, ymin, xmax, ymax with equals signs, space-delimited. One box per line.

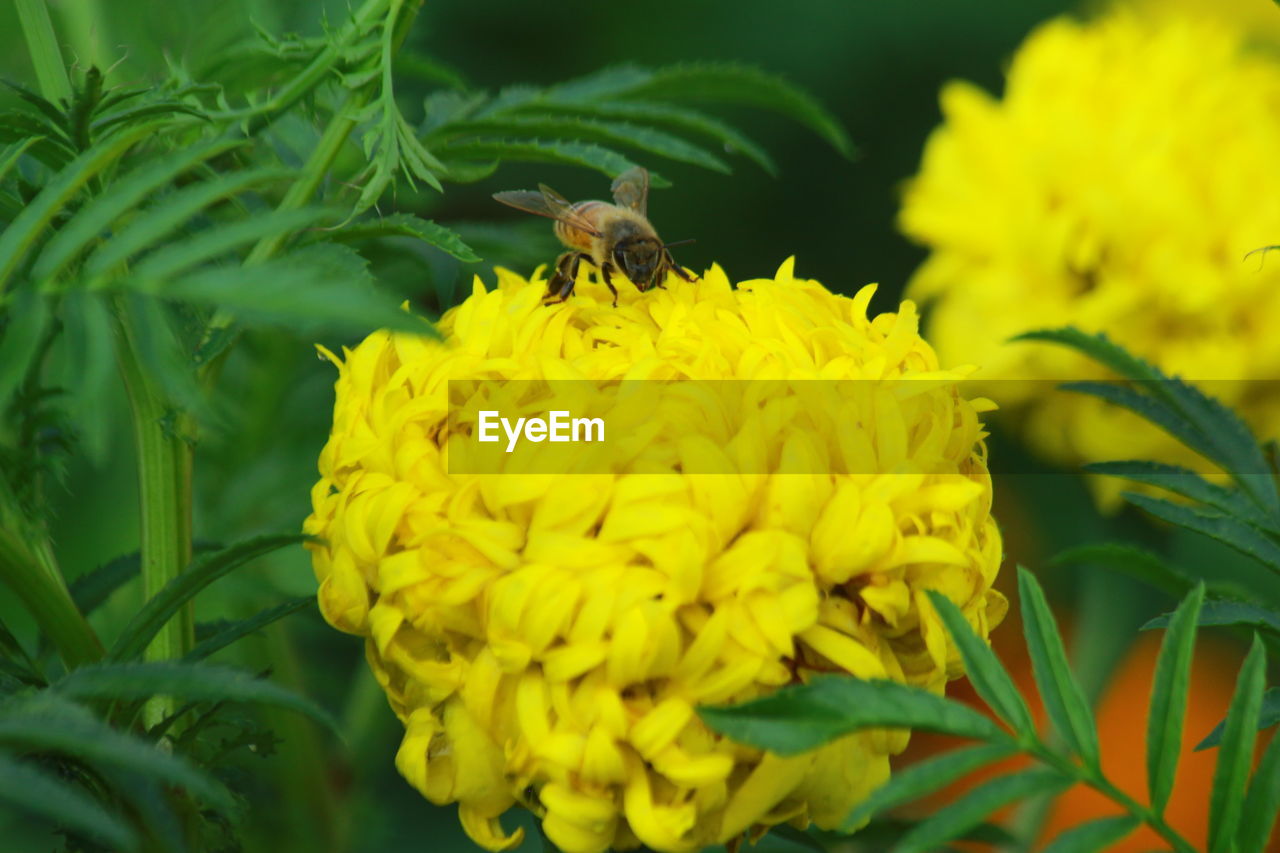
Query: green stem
xmin=15 ymin=0 xmax=72 ymax=104
xmin=112 ymin=300 xmax=192 ymax=717
xmin=0 ymin=522 xmax=102 ymax=669
xmin=1027 ymin=742 xmax=1197 ymax=853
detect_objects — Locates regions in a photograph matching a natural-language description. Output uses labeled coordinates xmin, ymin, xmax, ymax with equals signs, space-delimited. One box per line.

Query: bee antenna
xmin=662 ymin=238 xmax=696 ymax=249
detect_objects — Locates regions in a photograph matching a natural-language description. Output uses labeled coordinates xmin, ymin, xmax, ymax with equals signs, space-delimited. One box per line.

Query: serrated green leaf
xmin=0 ymin=112 xmax=73 ymax=171
xmin=89 ymin=100 xmax=207 ymax=137
xmin=626 ymin=63 xmax=853 ymax=157
xmin=439 ymin=138 xmax=668 ymax=186
xmin=1085 ymin=460 xmax=1280 ymax=536
xmin=328 ymin=212 xmax=480 ymax=262
xmin=1123 ymin=492 xmax=1280 ymax=573
xmin=0 ymin=118 xmax=169 ymax=290
xmin=0 ymin=286 xmax=50 ymax=410
xmin=545 ymin=66 xmax=655 ymax=102
xmin=108 ymin=534 xmax=307 ymax=662
xmin=1237 ymin=725 xmax=1280 ymax=853
xmin=1019 ymin=328 xmax=1278 ymax=512
xmin=185 ymin=597 xmax=314 ymax=662
xmin=1050 ymin=543 xmax=1196 ymax=597
xmin=54 ymin=662 xmax=339 ymax=734
xmin=892 ymin=768 xmax=1069 ymax=853
xmin=1197 ymin=688 xmax=1280 ymax=749
xmin=128 ymin=207 xmax=335 ymax=284
xmin=1208 ymin=635 xmax=1266 ymax=853
xmin=699 ymin=675 xmax=1007 ymax=755
xmin=548 ymin=62 xmax=852 ymax=157
xmin=31 ymin=137 xmax=244 ymax=283
xmin=1017 ymin=567 xmax=1101 ymax=769
xmin=158 ymin=252 xmax=432 ymax=337
xmin=1 ymin=81 xmax=68 ymax=133
xmin=69 ymin=551 xmax=141 ymax=615
xmin=1147 ymin=584 xmax=1204 ymax=815
xmin=840 ymin=742 xmax=1018 ymax=832
xmin=82 ymin=167 xmax=294 ymax=279
xmin=0 ymin=693 xmax=231 ymax=809
xmin=436 ymin=115 xmax=731 ymax=173
xmin=0 ymin=753 xmax=138 ymax=851
xmin=575 ymin=101 xmax=777 ymax=175
xmin=1143 ymin=598 xmax=1280 ymax=636
xmin=925 ymin=590 xmax=1034 ymax=735
xmin=1208 ymin=635 xmax=1269 ymax=845
xmin=1040 ymin=815 xmax=1140 ymax=853
xmin=0 ymin=619 xmax=40 ymax=685
xmin=1061 ymin=382 xmax=1210 ymax=468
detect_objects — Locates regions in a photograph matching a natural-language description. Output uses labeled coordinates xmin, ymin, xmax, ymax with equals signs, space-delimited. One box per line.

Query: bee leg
xmin=666 ymin=250 xmax=698 ymax=283
xmin=600 ymin=263 xmax=619 ymax=307
xmin=543 ymin=252 xmax=580 ymax=305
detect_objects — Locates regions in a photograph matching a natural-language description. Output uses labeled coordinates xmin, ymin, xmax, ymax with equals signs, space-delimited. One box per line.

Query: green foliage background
xmin=8 ymin=1 xmax=1278 ymax=852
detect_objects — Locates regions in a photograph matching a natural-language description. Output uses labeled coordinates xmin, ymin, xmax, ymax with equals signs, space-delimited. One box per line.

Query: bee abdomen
xmin=554 ymin=201 xmax=608 ymax=251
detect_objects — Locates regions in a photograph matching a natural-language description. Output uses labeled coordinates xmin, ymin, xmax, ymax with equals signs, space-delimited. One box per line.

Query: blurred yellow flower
xmin=304 ymin=261 xmax=1006 ymax=852
xmin=900 ymin=10 xmax=1280 ymax=499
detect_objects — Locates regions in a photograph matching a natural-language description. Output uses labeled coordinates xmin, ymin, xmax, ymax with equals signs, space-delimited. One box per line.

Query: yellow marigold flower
xmin=900 ymin=11 xmax=1280 ymax=500
xmin=304 ymin=261 xmax=1006 ymax=852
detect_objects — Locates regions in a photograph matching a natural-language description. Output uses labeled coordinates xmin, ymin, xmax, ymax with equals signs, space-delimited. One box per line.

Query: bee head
xmin=614 ymin=237 xmax=663 ymax=291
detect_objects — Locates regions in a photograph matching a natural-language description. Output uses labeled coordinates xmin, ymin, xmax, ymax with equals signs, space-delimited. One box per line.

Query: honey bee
xmin=493 ymin=166 xmax=696 ymax=306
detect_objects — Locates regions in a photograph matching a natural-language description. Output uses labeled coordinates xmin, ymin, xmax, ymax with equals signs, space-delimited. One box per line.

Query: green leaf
xmin=1123 ymin=492 xmax=1280 ymax=573
xmin=1197 ymin=688 xmax=1280 ymax=750
xmin=0 ymin=619 xmax=40 ymax=685
xmin=1143 ymin=598 xmax=1280 ymax=636
xmin=1146 ymin=583 xmax=1204 ymax=814
xmin=328 ymin=212 xmax=481 ymax=262
xmin=0 ymin=137 xmax=44 ymax=186
xmin=56 ymin=289 xmax=116 ymax=460
xmin=69 ymin=551 xmax=141 ymax=615
xmin=1085 ymin=460 xmax=1280 ymax=536
xmin=575 ymin=101 xmax=776 ymax=175
xmin=128 ymin=207 xmax=335 ymax=284
xmin=0 ymin=286 xmax=50 ymax=410
xmin=0 ymin=118 xmax=170 ymax=290
xmin=1039 ymin=815 xmax=1140 ymax=853
xmin=54 ymin=662 xmax=339 ymax=734
xmin=158 ymin=250 xmax=432 ymax=337
xmin=1018 ymin=328 xmax=1278 ymax=512
xmin=1050 ymin=543 xmax=1197 ymax=597
xmin=1237 ymin=726 xmax=1280 ymax=853
xmin=81 ymin=167 xmax=293 ymax=279
xmin=925 ymin=590 xmax=1034 ymax=735
xmin=0 ymin=694 xmax=231 ymax=810
xmin=31 ymin=137 xmax=245 ymax=283
xmin=1059 ymin=382 xmax=1209 ymax=470
xmin=184 ymin=597 xmax=315 ymax=662
xmin=550 ymin=62 xmax=853 ymax=158
xmin=1208 ymin=634 xmax=1267 ymax=853
xmin=437 ymin=115 xmax=731 ymax=173
xmin=0 ymin=753 xmax=138 ymax=851
xmin=108 ymin=533 xmax=307 ymax=662
xmin=89 ymin=100 xmax=207 ymax=137
xmin=1017 ymin=566 xmax=1101 ymax=769
xmin=698 ymin=675 xmax=1007 ymax=755
xmin=438 ymin=138 xmax=667 ymax=185
xmin=840 ymin=742 xmax=1018 ymax=832
xmin=891 ymin=768 xmax=1069 ymax=853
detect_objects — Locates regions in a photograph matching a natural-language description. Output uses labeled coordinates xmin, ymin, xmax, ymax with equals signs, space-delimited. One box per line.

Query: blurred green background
xmin=13 ymin=1 xmax=1246 ymax=851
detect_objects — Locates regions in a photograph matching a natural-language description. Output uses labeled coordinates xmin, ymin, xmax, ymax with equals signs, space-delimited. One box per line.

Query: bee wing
xmin=492 ymin=187 xmax=603 ymax=237
xmin=610 ymin=167 xmax=649 ymax=216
